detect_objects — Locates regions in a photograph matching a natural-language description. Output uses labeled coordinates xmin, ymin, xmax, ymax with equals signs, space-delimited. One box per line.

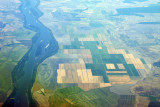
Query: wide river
xmin=3 ymin=0 xmax=59 ymax=107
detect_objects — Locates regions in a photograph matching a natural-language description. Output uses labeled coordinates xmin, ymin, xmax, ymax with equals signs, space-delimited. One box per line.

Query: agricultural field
xmin=31 ymin=0 xmax=160 ymax=106
xmin=0 ymin=0 xmax=35 ymax=104
xmin=0 ymin=0 xmax=160 ymax=107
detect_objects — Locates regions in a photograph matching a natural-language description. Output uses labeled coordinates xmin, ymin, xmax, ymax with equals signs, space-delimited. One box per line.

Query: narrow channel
xmin=3 ymin=0 xmax=59 ymax=107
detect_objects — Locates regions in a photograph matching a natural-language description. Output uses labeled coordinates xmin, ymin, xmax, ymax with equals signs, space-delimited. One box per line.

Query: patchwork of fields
xmin=0 ymin=0 xmax=160 ymax=106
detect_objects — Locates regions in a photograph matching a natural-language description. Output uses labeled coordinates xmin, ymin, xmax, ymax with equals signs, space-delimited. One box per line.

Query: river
xmin=3 ymin=0 xmax=59 ymax=107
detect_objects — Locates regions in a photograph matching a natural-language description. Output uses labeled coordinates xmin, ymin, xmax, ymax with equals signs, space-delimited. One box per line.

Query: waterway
xmin=3 ymin=0 xmax=59 ymax=107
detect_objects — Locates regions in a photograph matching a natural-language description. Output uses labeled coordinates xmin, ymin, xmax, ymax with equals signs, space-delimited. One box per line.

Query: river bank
xmin=3 ymin=0 xmax=59 ymax=106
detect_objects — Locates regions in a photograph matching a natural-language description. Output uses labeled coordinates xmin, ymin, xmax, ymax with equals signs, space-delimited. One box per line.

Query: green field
xmin=49 ymin=86 xmax=119 ymax=107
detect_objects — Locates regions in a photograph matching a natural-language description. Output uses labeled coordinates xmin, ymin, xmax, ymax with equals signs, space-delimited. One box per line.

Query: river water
xmin=3 ymin=0 xmax=59 ymax=107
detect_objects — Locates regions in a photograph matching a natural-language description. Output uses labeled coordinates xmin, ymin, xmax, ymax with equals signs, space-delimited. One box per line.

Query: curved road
xmin=3 ymin=0 xmax=59 ymax=107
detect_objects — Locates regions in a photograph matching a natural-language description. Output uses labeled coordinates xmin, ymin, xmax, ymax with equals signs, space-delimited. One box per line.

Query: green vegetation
xmin=0 ymin=45 xmax=28 ymax=94
xmin=49 ymin=86 xmax=119 ymax=107
xmin=117 ymin=95 xmax=135 ymax=107
xmin=8 ymin=28 xmax=35 ymax=39
xmin=0 ymin=62 xmax=14 ymax=93
xmin=0 ymin=29 xmax=33 ymax=103
xmin=49 ymin=94 xmax=75 ymax=107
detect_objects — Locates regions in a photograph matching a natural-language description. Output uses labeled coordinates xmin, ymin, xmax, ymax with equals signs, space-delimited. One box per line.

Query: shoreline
xmin=3 ymin=0 xmax=59 ymax=106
